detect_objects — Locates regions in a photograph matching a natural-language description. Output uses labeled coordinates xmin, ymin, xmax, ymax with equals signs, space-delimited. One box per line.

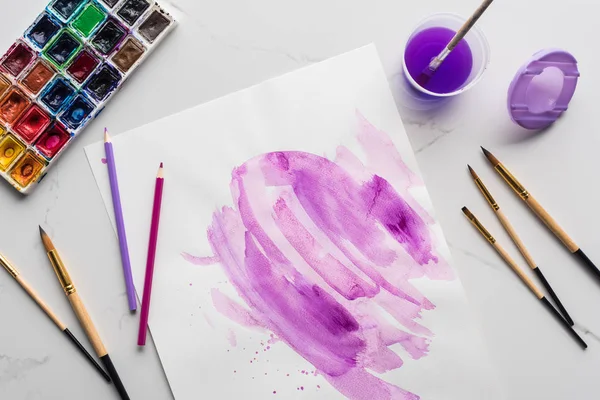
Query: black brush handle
xmin=101 ymin=354 xmax=130 ymax=400
xmin=540 ymin=297 xmax=587 ymax=350
xmin=574 ymin=249 xmax=600 ymax=282
xmin=63 ymin=329 xmax=111 ymax=382
xmin=533 ymin=267 xmax=574 ymax=326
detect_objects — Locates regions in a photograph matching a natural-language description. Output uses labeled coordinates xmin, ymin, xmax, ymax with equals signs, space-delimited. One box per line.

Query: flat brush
xmin=416 ymin=0 xmax=494 ymax=87
xmin=0 ymin=252 xmax=110 ymax=382
xmin=481 ymin=147 xmax=600 ymax=285
xmin=468 ymin=165 xmax=574 ymax=326
xmin=39 ymin=227 xmax=130 ymax=400
xmin=462 ymin=207 xmax=586 ymax=349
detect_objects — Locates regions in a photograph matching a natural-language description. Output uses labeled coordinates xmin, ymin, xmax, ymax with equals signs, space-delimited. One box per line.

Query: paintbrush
xmin=462 ymin=207 xmax=586 ymax=349
xmin=416 ymin=0 xmax=494 ymax=87
xmin=468 ymin=165 xmax=575 ymax=326
xmin=481 ymin=147 xmax=600 ymax=284
xmin=0 ymin=252 xmax=110 ymax=382
xmin=39 ymin=227 xmax=130 ymax=400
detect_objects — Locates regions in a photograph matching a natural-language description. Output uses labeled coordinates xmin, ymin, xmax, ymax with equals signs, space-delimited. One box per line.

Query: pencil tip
xmin=160 ymin=162 xmax=163 ymax=168
xmin=104 ymin=128 xmax=110 ymax=142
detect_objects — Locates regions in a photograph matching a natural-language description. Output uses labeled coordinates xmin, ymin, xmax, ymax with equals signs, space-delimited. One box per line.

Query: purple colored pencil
xmin=138 ymin=162 xmax=164 ymax=346
xmin=104 ymin=128 xmax=137 ymax=312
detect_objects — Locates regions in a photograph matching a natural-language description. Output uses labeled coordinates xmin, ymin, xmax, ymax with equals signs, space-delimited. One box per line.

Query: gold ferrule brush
xmin=461 ymin=206 xmax=587 ymax=349
xmin=47 ymin=250 xmax=76 ymax=295
xmin=462 ymin=207 xmax=496 ymax=243
xmin=0 ymin=253 xmax=18 ymax=278
xmin=481 ymin=147 xmax=529 ymax=199
xmin=495 ymin=164 xmax=529 ymax=199
xmin=469 ymin=165 xmax=499 ymax=210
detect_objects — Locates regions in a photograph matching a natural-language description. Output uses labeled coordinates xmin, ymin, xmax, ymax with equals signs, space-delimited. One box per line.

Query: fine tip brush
xmin=416 ymin=0 xmax=494 ymax=87
xmin=39 ymin=226 xmax=130 ymax=400
xmin=467 ymin=164 xmax=575 ymax=326
xmin=461 ymin=207 xmax=587 ymax=350
xmin=0 ymin=252 xmax=110 ymax=382
xmin=480 ymin=147 xmax=600 ymax=284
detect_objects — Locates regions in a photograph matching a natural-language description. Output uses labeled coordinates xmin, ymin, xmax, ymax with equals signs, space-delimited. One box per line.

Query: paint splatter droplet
xmin=273 ymin=391 xmax=276 ymax=395
xmin=101 ymin=158 xmax=107 ymax=164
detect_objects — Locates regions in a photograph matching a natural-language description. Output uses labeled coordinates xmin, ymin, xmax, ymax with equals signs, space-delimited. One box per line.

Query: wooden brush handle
xmin=16 ymin=275 xmax=66 ymax=331
xmin=68 ymin=293 xmax=107 ymax=357
xmin=449 ymin=0 xmax=494 ymax=50
xmin=493 ymin=242 xmax=544 ymax=299
xmin=525 ymin=197 xmax=578 ymax=253
xmin=496 ymin=209 xmax=537 ymax=269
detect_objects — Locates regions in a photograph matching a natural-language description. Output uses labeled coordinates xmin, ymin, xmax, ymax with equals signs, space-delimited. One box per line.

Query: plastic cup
xmin=402 ymin=13 xmax=491 ymax=98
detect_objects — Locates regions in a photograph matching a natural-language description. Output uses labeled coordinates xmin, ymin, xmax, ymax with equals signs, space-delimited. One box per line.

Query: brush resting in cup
xmin=405 ymin=27 xmax=473 ymax=93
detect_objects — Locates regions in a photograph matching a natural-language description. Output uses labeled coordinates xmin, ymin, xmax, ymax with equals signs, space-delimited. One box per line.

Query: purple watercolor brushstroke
xmin=211 ymin=288 xmax=262 ymax=329
xmin=181 ymin=252 xmax=220 ymax=266
xmin=353 ymin=112 xmax=434 ymax=226
xmin=227 ymin=329 xmax=238 ymax=347
xmin=186 ymin=114 xmax=453 ymax=400
xmin=273 ymin=197 xmax=378 ymax=301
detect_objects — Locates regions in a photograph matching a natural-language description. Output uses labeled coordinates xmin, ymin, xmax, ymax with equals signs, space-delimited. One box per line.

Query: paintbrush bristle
xmin=416 ymin=69 xmax=434 ymax=88
xmin=467 ymin=164 xmax=479 ymax=180
xmin=39 ymin=226 xmax=55 ymax=252
xmin=480 ymin=147 xmax=500 ymax=166
xmin=461 ymin=206 xmax=474 ymax=220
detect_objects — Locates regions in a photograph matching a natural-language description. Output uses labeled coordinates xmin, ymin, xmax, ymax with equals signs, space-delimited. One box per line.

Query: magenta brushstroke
xmin=181 ymin=252 xmax=220 ymax=266
xmin=186 ymin=113 xmax=453 ymax=399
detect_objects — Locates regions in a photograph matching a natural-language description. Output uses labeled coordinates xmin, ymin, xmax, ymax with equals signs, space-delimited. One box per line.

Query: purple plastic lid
xmin=507 ymin=49 xmax=580 ymax=130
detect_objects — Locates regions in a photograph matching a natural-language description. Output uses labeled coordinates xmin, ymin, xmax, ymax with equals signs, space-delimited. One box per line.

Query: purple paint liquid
xmin=405 ymin=27 xmax=473 ymax=94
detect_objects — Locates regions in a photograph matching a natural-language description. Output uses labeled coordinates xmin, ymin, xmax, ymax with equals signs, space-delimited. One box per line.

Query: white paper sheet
xmin=85 ymin=45 xmax=502 ymax=400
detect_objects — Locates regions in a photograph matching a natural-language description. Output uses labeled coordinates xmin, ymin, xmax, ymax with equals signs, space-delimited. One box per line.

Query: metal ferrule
xmin=468 ymin=216 xmax=496 ymax=244
xmin=429 ymin=48 xmax=451 ymax=70
xmin=0 ymin=253 xmax=18 ymax=278
xmin=495 ymin=164 xmax=529 ymax=199
xmin=48 ymin=250 xmax=76 ymax=295
xmin=474 ymin=178 xmax=499 ymax=211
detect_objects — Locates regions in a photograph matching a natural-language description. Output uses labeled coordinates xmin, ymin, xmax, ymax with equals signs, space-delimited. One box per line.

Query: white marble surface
xmin=1 ymin=0 xmax=599 ymax=399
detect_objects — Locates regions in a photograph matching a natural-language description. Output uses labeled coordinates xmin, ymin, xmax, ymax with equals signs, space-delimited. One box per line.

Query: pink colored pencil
xmin=138 ymin=162 xmax=164 ymax=346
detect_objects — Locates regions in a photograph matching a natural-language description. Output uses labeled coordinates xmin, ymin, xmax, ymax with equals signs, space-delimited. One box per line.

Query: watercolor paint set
xmin=0 ymin=0 xmax=175 ymax=194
